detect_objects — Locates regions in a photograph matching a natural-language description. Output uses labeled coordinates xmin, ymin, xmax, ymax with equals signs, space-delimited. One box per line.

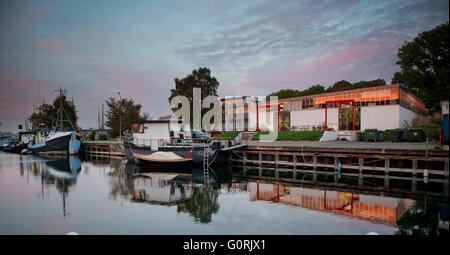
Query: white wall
xmin=361 ymin=105 xmax=400 ymax=131
xmin=133 ymin=122 xmax=170 ymax=148
xmin=290 ymin=108 xmax=338 ymax=130
xmin=290 ymin=104 xmax=423 ymax=131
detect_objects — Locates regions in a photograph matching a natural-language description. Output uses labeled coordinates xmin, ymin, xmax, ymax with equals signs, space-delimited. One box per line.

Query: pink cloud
xmin=229 ymin=39 xmax=397 ymax=93
xmin=32 ymin=38 xmax=73 ymax=56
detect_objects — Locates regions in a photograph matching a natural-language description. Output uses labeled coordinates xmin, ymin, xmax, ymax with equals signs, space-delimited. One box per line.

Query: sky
xmin=0 ymin=0 xmax=448 ymax=132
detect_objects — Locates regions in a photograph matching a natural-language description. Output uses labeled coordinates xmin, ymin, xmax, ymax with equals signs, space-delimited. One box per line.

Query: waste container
xmin=408 ymin=128 xmax=425 ymax=142
xmin=391 ymin=130 xmax=403 ymax=142
xmin=365 ymin=129 xmax=378 ymax=142
xmin=357 ymin=132 xmax=362 ymax=142
xmin=377 ymin=131 xmax=384 ymax=142
xmin=383 ymin=130 xmax=391 ymax=142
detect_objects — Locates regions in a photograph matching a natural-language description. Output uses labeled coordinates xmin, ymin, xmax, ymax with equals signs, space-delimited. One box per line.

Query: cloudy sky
xmin=0 ymin=0 xmax=448 ymax=131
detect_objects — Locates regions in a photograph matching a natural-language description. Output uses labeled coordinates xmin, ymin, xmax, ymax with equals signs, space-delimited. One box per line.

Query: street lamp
xmin=117 ymin=91 xmax=122 ymax=141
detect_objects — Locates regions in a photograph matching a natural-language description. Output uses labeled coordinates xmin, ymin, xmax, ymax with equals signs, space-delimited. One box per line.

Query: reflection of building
xmin=249 ymin=182 xmax=413 ymax=226
xmin=132 ymin=172 xmax=193 ymax=205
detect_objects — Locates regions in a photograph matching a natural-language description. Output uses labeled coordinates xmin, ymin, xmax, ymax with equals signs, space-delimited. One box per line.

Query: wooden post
xmin=359 ymin=157 xmax=363 ymax=186
xmin=275 ymin=152 xmax=279 ymax=178
xmin=259 ymin=152 xmax=262 ymax=177
xmin=412 ymin=159 xmax=417 ymax=192
xmin=444 ymin=158 xmax=449 ymax=195
xmin=334 ymin=157 xmax=339 ymax=183
xmin=293 ymin=155 xmax=297 ymax=180
xmin=243 ymin=152 xmax=247 ymax=175
xmin=384 ymin=158 xmax=390 ymax=188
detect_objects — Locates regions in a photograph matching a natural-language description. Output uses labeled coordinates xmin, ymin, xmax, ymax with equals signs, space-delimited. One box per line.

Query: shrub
xmin=252 ymin=131 xmax=324 ymax=141
xmin=98 ymin=134 xmax=108 ymax=141
xmin=212 ymin=131 xmax=240 ymax=140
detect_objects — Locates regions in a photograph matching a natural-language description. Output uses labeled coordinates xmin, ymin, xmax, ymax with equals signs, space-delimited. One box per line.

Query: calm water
xmin=0 ymin=151 xmax=448 ymax=235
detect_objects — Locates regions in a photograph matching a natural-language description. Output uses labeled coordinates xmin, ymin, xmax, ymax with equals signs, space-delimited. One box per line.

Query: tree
xmin=29 ymin=94 xmax=78 ymax=131
xmin=104 ymin=97 xmax=148 ymax=138
xmin=327 ymin=80 xmax=352 ymax=92
xmin=352 ymin=79 xmax=386 ymax=89
xmin=168 ymin=67 xmax=219 ymax=128
xmin=301 ymin=84 xmax=326 ymax=96
xmin=267 ymin=85 xmax=326 ymax=100
xmin=266 ymin=89 xmax=302 ymax=100
xmin=392 ymin=22 xmax=449 ymax=112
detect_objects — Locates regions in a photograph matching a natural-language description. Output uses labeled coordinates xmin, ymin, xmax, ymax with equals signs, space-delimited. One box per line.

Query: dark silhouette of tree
xmin=29 ymin=94 xmax=78 ymax=131
xmin=177 ymin=185 xmax=220 ymax=223
xmin=352 ymin=79 xmax=386 ymax=89
xmin=105 ymin=97 xmax=149 ymax=138
xmin=327 ymin=80 xmax=353 ymax=92
xmin=392 ymin=22 xmax=449 ymax=112
xmin=169 ymin=67 xmax=219 ymax=128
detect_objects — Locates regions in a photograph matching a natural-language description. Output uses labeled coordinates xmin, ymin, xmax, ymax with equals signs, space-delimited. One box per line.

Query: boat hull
xmin=134 ymin=156 xmax=193 ymax=169
xmin=31 ymin=132 xmax=81 ymax=155
xmin=3 ymin=144 xmax=27 ymax=153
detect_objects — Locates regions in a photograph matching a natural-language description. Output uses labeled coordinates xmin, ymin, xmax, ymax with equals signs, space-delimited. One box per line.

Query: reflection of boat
xmin=40 ymin=156 xmax=82 ymax=179
xmin=133 ymin=150 xmax=193 ymax=168
xmin=131 ymin=170 xmax=194 ymax=205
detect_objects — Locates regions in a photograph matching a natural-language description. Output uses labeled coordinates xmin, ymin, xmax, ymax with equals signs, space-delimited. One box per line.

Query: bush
xmin=418 ymin=126 xmax=440 ymax=142
xmin=252 ymin=131 xmax=324 ymax=141
xmin=98 ymin=134 xmax=108 ymax=141
xmin=212 ymin=131 xmax=240 ymax=140
xmin=88 ymin=132 xmax=95 ymax=141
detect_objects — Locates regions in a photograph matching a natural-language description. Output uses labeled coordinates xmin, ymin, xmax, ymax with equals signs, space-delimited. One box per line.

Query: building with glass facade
xmin=281 ymin=83 xmax=427 ymax=131
xmin=218 ymin=84 xmax=427 ymax=132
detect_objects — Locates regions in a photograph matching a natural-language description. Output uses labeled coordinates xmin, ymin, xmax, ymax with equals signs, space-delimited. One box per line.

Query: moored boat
xmin=29 ymin=131 xmax=81 ymax=155
xmin=124 ymin=120 xmax=230 ymax=166
xmin=134 ymin=150 xmax=193 ymax=168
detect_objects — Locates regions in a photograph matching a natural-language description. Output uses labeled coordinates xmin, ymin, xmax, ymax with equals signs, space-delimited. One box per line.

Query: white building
xmin=281 ymin=84 xmax=427 ymax=131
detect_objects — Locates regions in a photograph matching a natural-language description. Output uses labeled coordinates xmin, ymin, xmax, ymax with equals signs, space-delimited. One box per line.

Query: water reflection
xmin=1 ymin=152 xmax=448 ymax=234
xmin=117 ymin=162 xmax=221 ymax=223
xmin=396 ymin=197 xmax=449 ymax=235
xmin=21 ymin=155 xmax=81 ymax=217
xmin=248 ymin=182 xmax=409 ymax=226
xmin=177 ymin=185 xmax=220 ymax=224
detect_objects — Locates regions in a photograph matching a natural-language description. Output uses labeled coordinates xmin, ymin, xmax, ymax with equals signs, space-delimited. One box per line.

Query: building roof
xmin=279 ymin=84 xmax=400 ymax=102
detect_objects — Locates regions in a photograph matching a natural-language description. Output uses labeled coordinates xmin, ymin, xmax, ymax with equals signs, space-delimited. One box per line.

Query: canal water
xmin=0 ymin=151 xmax=448 ymax=235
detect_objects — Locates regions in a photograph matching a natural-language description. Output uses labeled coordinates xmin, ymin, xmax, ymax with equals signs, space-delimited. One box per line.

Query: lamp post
xmin=117 ymin=91 xmax=122 ymax=141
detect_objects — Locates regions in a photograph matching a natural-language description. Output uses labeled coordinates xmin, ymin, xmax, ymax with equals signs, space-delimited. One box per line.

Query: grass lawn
xmin=212 ymin=131 xmax=240 ymax=140
xmin=252 ymin=130 xmax=324 ymax=141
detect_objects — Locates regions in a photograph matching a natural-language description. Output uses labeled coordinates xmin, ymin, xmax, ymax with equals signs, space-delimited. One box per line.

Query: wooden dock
xmin=81 ymin=140 xmax=125 ymax=158
xmin=230 ymin=141 xmax=449 ymax=197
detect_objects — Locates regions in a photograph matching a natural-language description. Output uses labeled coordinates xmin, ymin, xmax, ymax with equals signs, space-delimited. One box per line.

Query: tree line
xmin=266 ymin=79 xmax=386 ymax=100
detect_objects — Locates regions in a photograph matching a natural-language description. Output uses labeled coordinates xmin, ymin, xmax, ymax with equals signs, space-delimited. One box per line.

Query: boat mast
xmin=60 ymin=88 xmax=63 ymax=131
